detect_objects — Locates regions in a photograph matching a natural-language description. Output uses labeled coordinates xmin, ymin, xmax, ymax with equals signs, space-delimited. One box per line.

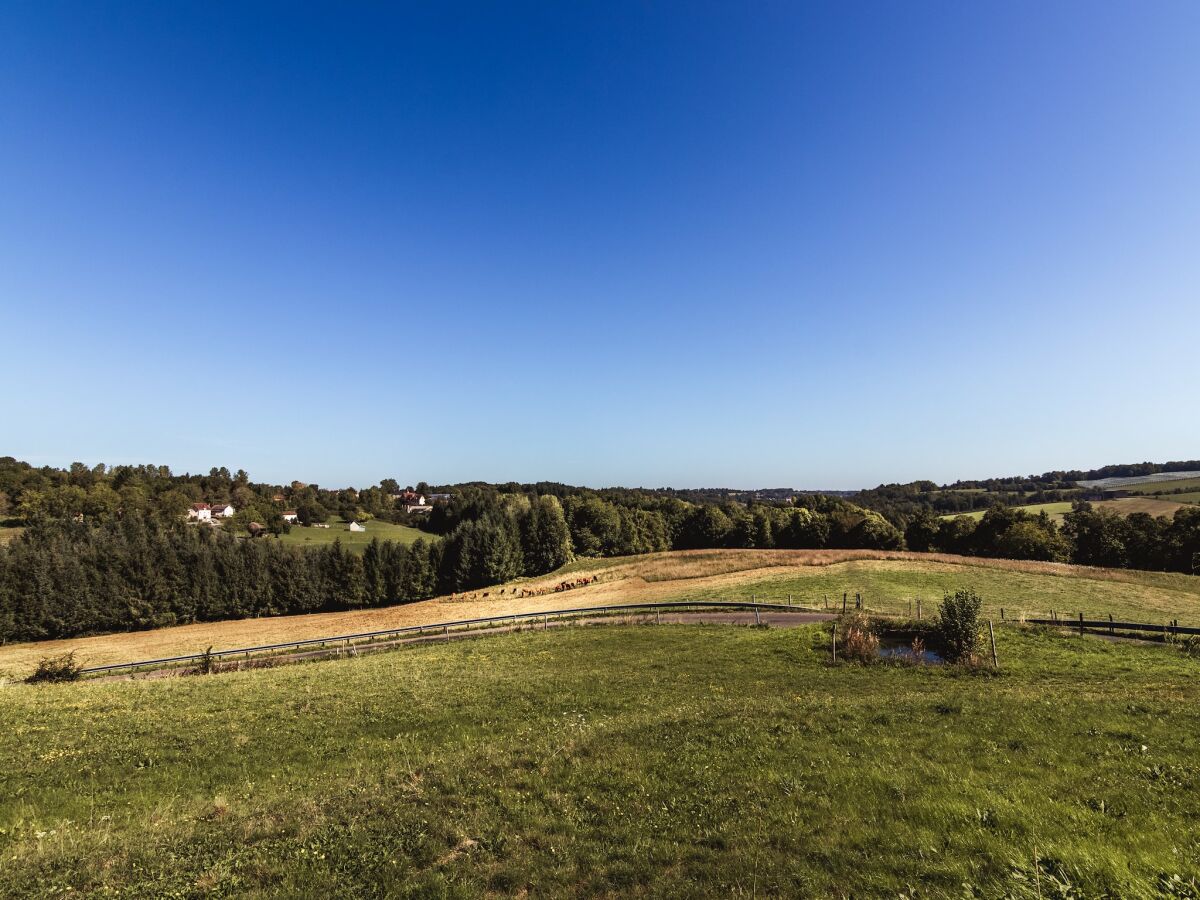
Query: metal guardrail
xmin=78 ymin=599 xmax=822 ymax=676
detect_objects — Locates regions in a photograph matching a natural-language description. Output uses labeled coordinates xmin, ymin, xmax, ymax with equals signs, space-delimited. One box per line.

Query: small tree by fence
xmin=937 ymin=589 xmax=983 ymax=663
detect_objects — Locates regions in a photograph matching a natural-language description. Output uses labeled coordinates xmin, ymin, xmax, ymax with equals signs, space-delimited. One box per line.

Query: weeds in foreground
xmin=838 ymin=612 xmax=880 ymax=663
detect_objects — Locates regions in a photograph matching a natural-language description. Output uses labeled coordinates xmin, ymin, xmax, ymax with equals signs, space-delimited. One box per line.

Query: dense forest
xmin=0 ymin=457 xmax=1197 ymax=644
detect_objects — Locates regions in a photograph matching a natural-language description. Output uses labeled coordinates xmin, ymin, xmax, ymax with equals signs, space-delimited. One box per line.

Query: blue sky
xmin=2 ymin=2 xmax=1198 ymax=489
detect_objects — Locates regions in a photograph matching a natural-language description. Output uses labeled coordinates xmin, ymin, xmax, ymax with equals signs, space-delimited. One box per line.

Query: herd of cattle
xmin=450 ymin=574 xmax=602 ymax=602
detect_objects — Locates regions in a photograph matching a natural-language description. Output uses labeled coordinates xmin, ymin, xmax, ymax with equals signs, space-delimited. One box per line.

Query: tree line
xmin=904 ymin=503 xmax=1200 ymax=572
xmin=2 ymin=457 xmax=1199 ymax=645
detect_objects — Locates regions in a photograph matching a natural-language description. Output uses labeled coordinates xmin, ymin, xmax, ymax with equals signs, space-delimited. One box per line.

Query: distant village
xmin=185 ymin=487 xmax=452 ymax=537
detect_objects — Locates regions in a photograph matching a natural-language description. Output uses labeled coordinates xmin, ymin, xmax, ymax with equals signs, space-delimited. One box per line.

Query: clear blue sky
xmin=2 ymin=2 xmax=1198 ymax=489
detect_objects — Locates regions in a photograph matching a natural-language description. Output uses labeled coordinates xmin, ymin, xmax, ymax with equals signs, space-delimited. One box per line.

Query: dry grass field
xmin=2 ymin=549 xmax=1198 ymax=680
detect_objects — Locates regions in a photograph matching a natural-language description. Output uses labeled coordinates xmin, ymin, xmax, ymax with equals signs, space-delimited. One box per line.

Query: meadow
xmin=3 ymin=622 xmax=1199 ymax=897
xmin=275 ymin=517 xmax=428 ymax=552
xmin=2 ymin=549 xmax=1199 ymax=680
xmin=943 ymin=497 xmax=1195 ymax=524
xmin=1120 ymin=475 xmax=1200 ymax=495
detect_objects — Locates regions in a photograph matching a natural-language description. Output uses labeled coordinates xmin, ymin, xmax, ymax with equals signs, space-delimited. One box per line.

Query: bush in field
xmin=936 ymin=589 xmax=982 ymax=663
xmin=838 ymin=611 xmax=879 ymax=663
xmin=26 ymin=652 xmax=82 ymax=684
xmin=196 ymin=646 xmax=217 ymax=675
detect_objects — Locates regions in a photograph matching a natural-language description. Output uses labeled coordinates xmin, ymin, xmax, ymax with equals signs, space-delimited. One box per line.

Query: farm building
xmin=348 ymin=521 xmax=367 ymax=532
xmin=281 ymin=510 xmax=298 ymax=524
xmin=188 ymin=503 xmax=212 ymax=522
xmin=210 ymin=503 xmax=235 ymax=518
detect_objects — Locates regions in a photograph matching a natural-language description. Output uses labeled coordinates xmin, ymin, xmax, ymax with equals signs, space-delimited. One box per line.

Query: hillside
xmin=3 ymin=549 xmax=1198 ymax=680
xmin=4 ymin=619 xmax=1199 ymax=896
xmin=941 ymin=497 xmax=1197 ymax=524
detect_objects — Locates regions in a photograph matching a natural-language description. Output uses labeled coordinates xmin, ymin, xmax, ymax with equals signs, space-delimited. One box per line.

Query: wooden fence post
xmin=917 ymin=599 xmax=922 ymax=620
xmin=831 ymin=624 xmax=837 ymax=663
xmin=988 ymin=620 xmax=998 ymax=669
xmin=754 ymin=605 xmax=761 ymax=625
xmin=1001 ymin=608 xmax=1005 ymax=621
xmin=1078 ymin=612 xmax=1084 ymax=637
xmin=842 ymin=592 xmax=847 ymax=613
xmin=1108 ymin=613 xmax=1113 ymax=635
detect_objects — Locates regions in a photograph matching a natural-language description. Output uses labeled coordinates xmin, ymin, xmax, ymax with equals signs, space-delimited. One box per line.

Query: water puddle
xmin=877 ymin=633 xmax=945 ymax=665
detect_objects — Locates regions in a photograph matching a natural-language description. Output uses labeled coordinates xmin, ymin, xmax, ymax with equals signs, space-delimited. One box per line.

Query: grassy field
xmin=944 ymin=497 xmax=1194 ymax=524
xmin=276 ymin=517 xmax=429 ymax=552
xmin=0 ymin=525 xmax=24 ymax=546
xmin=2 ymin=549 xmax=1199 ymax=680
xmin=3 ymin=623 xmax=1199 ymax=896
xmin=1120 ymin=476 xmax=1200 ymax=496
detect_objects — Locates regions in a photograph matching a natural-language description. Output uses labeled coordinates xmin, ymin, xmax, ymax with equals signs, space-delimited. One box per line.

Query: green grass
xmin=940 ymin=502 xmax=1076 ymax=523
xmin=669 ymin=558 xmax=1200 ymax=623
xmin=275 ymin=517 xmax=429 ymax=552
xmin=942 ymin=497 xmax=1196 ymax=524
xmin=1117 ymin=476 xmax=1200 ymax=496
xmin=3 ymin=624 xmax=1199 ymax=897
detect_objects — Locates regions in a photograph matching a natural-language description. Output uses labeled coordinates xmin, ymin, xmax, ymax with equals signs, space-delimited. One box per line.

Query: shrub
xmin=26 ymin=652 xmax=83 ymax=684
xmin=936 ymin=589 xmax=982 ymax=663
xmin=838 ymin=611 xmax=879 ymax=663
xmin=1176 ymin=635 xmax=1200 ymax=659
xmin=196 ymin=646 xmax=217 ymax=675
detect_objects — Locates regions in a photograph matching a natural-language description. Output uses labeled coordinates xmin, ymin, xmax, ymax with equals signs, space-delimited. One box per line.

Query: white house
xmin=348 ymin=521 xmax=367 ymax=532
xmin=188 ymin=503 xmax=212 ymax=522
xmin=211 ymin=503 xmax=235 ymax=518
xmin=281 ymin=510 xmax=298 ymax=524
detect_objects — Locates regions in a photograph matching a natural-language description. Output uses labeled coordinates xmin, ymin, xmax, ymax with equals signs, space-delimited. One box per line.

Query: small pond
xmin=877 ymin=632 xmax=945 ymax=665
